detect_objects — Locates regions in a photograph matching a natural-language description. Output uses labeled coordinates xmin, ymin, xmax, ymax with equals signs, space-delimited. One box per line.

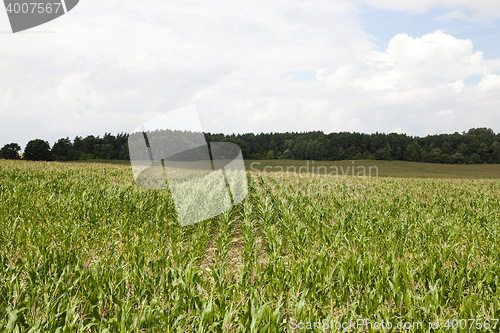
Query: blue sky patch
xmin=361 ymin=7 xmax=500 ymax=60
xmin=463 ymin=74 xmax=483 ymax=86
xmin=283 ymin=70 xmax=317 ymax=82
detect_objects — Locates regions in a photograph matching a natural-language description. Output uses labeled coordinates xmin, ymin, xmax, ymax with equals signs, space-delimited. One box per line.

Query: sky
xmin=1 ymin=0 xmax=500 ymax=149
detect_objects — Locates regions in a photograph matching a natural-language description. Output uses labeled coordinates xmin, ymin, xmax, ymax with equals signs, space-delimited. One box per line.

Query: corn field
xmin=1 ymin=160 xmax=500 ymax=332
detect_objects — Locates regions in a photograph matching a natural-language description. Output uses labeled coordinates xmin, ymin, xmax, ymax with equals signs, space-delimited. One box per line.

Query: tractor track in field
xmin=200 ymin=174 xmax=269 ymax=274
xmin=200 ymin=207 xmax=245 ymax=274
xmin=199 ymin=221 xmax=217 ymax=273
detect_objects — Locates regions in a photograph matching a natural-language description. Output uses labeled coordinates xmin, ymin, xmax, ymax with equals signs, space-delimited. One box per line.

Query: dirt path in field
xmin=226 ymin=213 xmax=244 ymax=273
xmin=199 ymin=223 xmax=217 ymax=272
xmin=200 ymin=175 xmax=270 ymax=274
xmin=200 ymin=207 xmax=245 ymax=274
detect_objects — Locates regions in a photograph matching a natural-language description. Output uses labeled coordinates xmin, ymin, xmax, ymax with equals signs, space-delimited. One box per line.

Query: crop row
xmin=1 ymin=160 xmax=500 ymax=332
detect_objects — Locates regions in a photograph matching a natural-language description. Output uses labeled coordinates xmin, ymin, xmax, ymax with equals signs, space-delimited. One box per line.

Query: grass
xmin=76 ymin=159 xmax=500 ymax=179
xmin=1 ymin=159 xmax=500 ymax=332
xmin=245 ymin=159 xmax=500 ymax=179
xmin=67 ymin=159 xmax=132 ymax=165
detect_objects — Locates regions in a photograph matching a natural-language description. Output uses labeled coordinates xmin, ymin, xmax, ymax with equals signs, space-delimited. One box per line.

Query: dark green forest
xmin=2 ymin=128 xmax=500 ymax=164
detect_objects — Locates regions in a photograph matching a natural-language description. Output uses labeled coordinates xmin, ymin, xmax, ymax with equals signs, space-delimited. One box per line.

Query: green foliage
xmin=204 ymin=127 xmax=500 ymax=164
xmin=23 ymin=139 xmax=52 ymax=161
xmin=374 ymin=143 xmax=393 ymax=161
xmin=54 ymin=133 xmax=129 ymax=162
xmin=1 ymin=160 xmax=500 ymax=332
xmin=0 ymin=143 xmax=21 ymax=160
xmin=52 ymin=137 xmax=75 ymax=161
xmin=282 ymin=149 xmax=293 ymax=159
xmin=9 ymin=127 xmax=500 ymax=164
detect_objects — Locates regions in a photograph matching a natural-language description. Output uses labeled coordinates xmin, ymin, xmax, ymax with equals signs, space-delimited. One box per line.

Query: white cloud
xmin=0 ymin=88 xmax=12 ymax=110
xmin=435 ymin=109 xmax=454 ymax=117
xmin=330 ymin=110 xmax=367 ymax=133
xmin=449 ymin=80 xmax=465 ymax=93
xmin=352 ymin=32 xmax=488 ymax=91
xmin=1 ymin=0 xmax=500 ymax=150
xmin=478 ymin=74 xmax=500 ymax=90
xmin=57 ymin=74 xmax=89 ymax=101
xmin=320 ymin=65 xmax=355 ymax=90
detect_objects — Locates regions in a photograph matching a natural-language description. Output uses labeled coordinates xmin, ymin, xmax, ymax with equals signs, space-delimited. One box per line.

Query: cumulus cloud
xmin=1 ymin=0 xmax=500 ymax=149
xmin=449 ymin=80 xmax=465 ymax=93
xmin=478 ymin=74 xmax=500 ymax=90
xmin=351 ymin=31 xmax=488 ymax=91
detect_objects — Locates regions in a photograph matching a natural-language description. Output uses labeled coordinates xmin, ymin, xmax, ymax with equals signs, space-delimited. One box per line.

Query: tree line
xmin=1 ymin=128 xmax=500 ymax=164
xmin=0 ymin=133 xmax=129 ymax=162
xmin=205 ymin=127 xmax=500 ymax=164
